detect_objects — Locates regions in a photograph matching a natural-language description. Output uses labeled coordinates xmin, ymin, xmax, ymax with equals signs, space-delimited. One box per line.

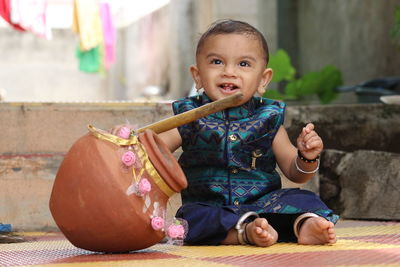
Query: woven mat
xmin=1 ymin=220 xmax=400 ymax=267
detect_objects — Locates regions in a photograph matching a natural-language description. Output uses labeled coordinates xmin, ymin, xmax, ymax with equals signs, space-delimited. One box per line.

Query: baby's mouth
xmin=219 ymin=83 xmax=239 ymax=92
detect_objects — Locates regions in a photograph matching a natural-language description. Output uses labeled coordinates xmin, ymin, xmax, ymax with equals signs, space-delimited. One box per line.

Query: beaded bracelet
xmin=297 ymin=150 xmax=320 ymax=163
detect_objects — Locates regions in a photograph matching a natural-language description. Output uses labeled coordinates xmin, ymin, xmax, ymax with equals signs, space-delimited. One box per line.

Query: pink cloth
xmin=99 ymin=2 xmax=116 ymax=69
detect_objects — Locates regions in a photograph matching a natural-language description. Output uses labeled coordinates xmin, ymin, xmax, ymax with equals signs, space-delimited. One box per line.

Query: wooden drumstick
xmin=137 ymin=92 xmax=243 ymax=134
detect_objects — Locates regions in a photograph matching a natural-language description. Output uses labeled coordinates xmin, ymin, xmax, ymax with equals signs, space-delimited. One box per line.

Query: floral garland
xmin=150 ymin=216 xmax=188 ymax=245
xmin=116 ymin=126 xmax=188 ymax=245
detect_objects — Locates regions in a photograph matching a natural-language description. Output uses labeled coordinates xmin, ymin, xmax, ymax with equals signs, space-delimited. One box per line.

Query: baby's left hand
xmin=296 ymin=123 xmax=323 ymax=160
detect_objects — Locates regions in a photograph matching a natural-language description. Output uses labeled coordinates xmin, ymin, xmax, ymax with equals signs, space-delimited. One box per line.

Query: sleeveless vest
xmin=172 ymin=94 xmax=286 ymax=208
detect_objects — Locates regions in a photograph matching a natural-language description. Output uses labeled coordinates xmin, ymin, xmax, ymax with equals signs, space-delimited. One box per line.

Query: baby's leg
xmin=297 ymin=216 xmax=336 ymax=245
xmin=246 ymin=218 xmax=278 ymax=247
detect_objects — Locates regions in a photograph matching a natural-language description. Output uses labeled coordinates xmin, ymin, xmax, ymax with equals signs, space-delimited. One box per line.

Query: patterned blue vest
xmin=172 ymin=94 xmax=286 ymax=208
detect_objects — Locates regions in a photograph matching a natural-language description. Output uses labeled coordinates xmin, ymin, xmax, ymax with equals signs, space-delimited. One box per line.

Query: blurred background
xmin=0 ymin=0 xmax=399 ymax=103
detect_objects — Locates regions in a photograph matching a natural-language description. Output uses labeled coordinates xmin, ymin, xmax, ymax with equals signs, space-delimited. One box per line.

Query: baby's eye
xmin=211 ymin=59 xmax=222 ymax=65
xmin=239 ymin=61 xmax=250 ymax=67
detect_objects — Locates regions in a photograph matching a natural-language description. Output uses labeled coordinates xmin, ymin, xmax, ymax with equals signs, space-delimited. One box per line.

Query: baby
xmin=159 ymin=19 xmax=338 ymax=246
xmin=115 ymin=19 xmax=339 ymax=247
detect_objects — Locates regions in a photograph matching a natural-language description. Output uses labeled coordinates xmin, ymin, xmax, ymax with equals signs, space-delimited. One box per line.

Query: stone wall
xmin=320 ymin=150 xmax=400 ymax=220
xmin=284 ymin=104 xmax=400 ymax=153
xmin=284 ymin=103 xmax=400 ymax=220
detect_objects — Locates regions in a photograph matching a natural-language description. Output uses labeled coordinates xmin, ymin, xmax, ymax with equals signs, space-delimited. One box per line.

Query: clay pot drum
xmin=49 ymin=126 xmax=187 ymax=252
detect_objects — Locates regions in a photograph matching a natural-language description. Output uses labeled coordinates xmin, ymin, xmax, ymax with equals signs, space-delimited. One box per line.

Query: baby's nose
xmin=223 ymin=64 xmax=237 ymax=76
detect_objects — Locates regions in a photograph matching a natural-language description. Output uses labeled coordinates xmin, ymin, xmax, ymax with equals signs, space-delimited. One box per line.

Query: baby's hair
xmin=196 ymin=19 xmax=269 ymax=64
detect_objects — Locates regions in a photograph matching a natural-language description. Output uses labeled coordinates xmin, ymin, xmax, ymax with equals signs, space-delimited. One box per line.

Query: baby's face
xmin=191 ymin=33 xmax=272 ymax=105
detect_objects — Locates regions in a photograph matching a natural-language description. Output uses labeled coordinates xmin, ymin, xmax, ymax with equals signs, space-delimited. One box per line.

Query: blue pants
xmin=176 ymin=189 xmax=338 ymax=245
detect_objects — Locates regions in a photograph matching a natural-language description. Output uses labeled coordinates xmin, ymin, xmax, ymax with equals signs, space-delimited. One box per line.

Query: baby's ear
xmin=190 ymin=65 xmax=203 ymax=89
xmin=258 ymin=68 xmax=273 ymax=94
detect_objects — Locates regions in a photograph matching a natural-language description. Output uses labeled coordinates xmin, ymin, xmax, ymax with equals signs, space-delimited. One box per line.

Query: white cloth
xmin=10 ymin=0 xmax=52 ymax=39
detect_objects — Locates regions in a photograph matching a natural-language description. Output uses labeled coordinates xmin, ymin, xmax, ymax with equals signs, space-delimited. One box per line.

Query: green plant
xmin=390 ymin=6 xmax=400 ymax=47
xmin=263 ymin=49 xmax=343 ymax=104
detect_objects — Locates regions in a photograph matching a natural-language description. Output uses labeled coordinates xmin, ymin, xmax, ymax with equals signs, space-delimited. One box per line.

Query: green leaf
xmin=390 ymin=6 xmax=400 ymax=45
xmin=284 ymin=65 xmax=342 ymax=104
xmin=263 ymin=89 xmax=296 ymax=101
xmin=297 ymin=71 xmax=322 ymax=95
xmin=395 ymin=6 xmax=400 ymax=20
xmin=268 ymin=49 xmax=296 ymax=82
xmin=285 ymin=79 xmax=303 ymax=97
xmin=316 ymin=65 xmax=343 ymax=104
xmin=267 ymin=48 xmax=343 ymax=104
xmin=263 ymin=89 xmax=285 ymax=100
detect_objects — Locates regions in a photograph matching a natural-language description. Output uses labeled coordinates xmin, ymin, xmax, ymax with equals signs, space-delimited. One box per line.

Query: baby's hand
xmin=296 ymin=123 xmax=323 ymax=160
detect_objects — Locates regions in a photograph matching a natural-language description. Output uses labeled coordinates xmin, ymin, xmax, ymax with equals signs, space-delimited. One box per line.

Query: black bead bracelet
xmin=297 ymin=150 xmax=320 ymax=163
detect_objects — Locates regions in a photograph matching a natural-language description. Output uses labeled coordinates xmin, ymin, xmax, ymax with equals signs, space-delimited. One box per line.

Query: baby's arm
xmin=272 ymin=123 xmax=323 ymax=184
xmin=158 ymin=128 xmax=182 ymax=153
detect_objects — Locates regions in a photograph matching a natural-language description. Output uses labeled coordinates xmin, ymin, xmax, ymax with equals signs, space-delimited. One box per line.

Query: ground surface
xmin=1 ymin=220 xmax=400 ymax=267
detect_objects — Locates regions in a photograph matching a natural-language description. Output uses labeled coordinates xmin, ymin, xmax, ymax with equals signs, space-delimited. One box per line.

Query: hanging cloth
xmin=76 ymin=45 xmax=101 ymax=73
xmin=72 ymin=0 xmax=103 ymax=73
xmin=0 ymin=0 xmax=25 ymax=31
xmin=72 ymin=0 xmax=102 ymax=51
xmin=9 ymin=0 xmax=51 ymax=39
xmin=99 ymin=2 xmax=115 ymax=69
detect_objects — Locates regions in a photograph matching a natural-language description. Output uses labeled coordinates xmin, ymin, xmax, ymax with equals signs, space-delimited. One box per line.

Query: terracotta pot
xmin=49 ymin=129 xmax=187 ymax=252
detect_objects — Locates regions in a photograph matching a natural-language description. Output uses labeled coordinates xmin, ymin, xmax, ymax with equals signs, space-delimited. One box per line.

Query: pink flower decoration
xmin=139 ymin=178 xmax=151 ymax=194
xmin=167 ymin=224 xmax=185 ymax=239
xmin=151 ymin=216 xmax=165 ymax=231
xmin=121 ymin=151 xmax=136 ymax=166
xmin=117 ymin=126 xmax=131 ymax=139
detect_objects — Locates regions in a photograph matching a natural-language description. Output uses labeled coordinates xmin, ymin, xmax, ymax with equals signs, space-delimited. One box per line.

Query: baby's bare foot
xmin=298 ymin=217 xmax=336 ymax=245
xmin=246 ymin=218 xmax=278 ymax=247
